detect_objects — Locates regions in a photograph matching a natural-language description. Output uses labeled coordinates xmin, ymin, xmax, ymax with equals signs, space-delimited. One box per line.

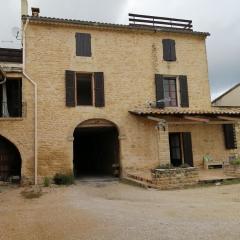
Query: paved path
xmin=0 ymin=182 xmax=240 ymax=240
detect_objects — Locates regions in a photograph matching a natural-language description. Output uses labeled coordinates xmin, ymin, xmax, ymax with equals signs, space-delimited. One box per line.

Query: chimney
xmin=31 ymin=7 xmax=40 ymax=17
xmin=21 ymin=0 xmax=28 ymax=16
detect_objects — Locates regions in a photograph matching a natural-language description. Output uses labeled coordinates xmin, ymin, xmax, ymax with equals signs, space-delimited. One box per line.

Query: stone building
xmin=0 ymin=7 xmax=240 ymax=184
xmin=212 ymin=83 xmax=240 ymax=107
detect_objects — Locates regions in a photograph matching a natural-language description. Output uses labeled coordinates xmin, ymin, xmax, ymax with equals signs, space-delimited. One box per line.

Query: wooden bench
xmin=203 ymin=155 xmax=223 ymax=170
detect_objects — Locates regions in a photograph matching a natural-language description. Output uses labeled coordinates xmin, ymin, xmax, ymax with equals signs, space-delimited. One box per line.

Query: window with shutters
xmin=162 ymin=39 xmax=176 ymax=61
xmin=155 ymin=74 xmax=189 ymax=108
xmin=0 ymin=78 xmax=22 ymax=118
xmin=65 ymin=70 xmax=105 ymax=108
xmin=76 ymin=33 xmax=92 ymax=57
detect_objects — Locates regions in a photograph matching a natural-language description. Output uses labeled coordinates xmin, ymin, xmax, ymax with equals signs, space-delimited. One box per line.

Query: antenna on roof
xmin=12 ymin=27 xmax=21 ymax=40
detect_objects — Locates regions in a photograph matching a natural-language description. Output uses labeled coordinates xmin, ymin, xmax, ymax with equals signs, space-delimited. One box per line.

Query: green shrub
xmin=43 ymin=177 xmax=50 ymax=187
xmin=156 ymin=163 xmax=191 ymax=170
xmin=157 ymin=163 xmax=174 ymax=169
xmin=230 ymin=158 xmax=240 ymax=166
xmin=180 ymin=163 xmax=191 ymax=168
xmin=53 ymin=173 xmax=74 ymax=185
xmin=203 ymin=154 xmax=213 ymax=162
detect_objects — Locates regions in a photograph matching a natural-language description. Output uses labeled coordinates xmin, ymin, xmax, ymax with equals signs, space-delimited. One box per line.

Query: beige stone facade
xmin=212 ymin=83 xmax=240 ymax=107
xmin=0 ymin=15 xmax=240 ymax=183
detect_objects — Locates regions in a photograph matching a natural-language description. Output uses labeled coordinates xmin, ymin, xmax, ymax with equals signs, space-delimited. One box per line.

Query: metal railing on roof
xmin=129 ymin=13 xmax=193 ymax=31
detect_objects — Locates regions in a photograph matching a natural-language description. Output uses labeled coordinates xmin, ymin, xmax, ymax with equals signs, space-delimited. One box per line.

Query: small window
xmin=0 ymin=78 xmax=22 ymax=117
xmin=155 ymin=74 xmax=189 ymax=108
xmin=65 ymin=71 xmax=105 ymax=108
xmin=76 ymin=74 xmax=93 ymax=106
xmin=163 ymin=77 xmax=177 ymax=107
xmin=76 ymin=33 xmax=91 ymax=57
xmin=162 ymin=39 xmax=176 ymax=61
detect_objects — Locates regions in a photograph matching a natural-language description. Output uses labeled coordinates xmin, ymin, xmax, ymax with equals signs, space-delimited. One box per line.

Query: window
xmin=162 ymin=39 xmax=176 ymax=61
xmin=76 ymin=33 xmax=91 ymax=57
xmin=155 ymin=74 xmax=189 ymax=108
xmin=169 ymin=132 xmax=193 ymax=167
xmin=163 ymin=77 xmax=177 ymax=107
xmin=0 ymin=78 xmax=22 ymax=118
xmin=76 ymin=74 xmax=93 ymax=106
xmin=65 ymin=71 xmax=105 ymax=108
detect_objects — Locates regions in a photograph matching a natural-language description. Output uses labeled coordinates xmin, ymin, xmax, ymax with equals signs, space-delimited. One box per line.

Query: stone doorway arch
xmin=73 ymin=119 xmax=120 ymax=178
xmin=0 ymin=135 xmax=21 ymax=182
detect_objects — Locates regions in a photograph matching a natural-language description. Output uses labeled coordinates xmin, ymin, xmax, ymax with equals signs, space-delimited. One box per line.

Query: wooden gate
xmin=0 ymin=136 xmax=21 ymax=181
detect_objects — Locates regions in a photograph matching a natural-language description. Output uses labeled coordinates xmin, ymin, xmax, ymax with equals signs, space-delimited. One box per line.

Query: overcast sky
xmin=0 ymin=0 xmax=239 ymax=99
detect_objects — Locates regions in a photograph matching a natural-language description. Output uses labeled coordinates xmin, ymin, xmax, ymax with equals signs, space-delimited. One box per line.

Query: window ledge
xmin=0 ymin=117 xmax=24 ymax=121
xmin=75 ymin=56 xmax=93 ymax=61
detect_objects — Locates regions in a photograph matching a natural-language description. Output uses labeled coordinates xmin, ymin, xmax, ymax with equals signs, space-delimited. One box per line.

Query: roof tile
xmin=129 ymin=107 xmax=240 ymax=116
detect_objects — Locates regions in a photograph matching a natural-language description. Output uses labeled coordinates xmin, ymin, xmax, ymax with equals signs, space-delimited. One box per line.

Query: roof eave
xmin=212 ymin=83 xmax=240 ymax=103
xmin=22 ymin=15 xmax=210 ymax=37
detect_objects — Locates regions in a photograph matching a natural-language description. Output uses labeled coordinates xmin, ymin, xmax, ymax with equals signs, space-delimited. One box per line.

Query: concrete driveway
xmin=0 ymin=181 xmax=240 ymax=240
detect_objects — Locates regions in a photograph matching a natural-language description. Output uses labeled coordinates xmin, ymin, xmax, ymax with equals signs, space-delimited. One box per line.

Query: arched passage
xmin=0 ymin=135 xmax=21 ymax=182
xmin=73 ymin=119 xmax=120 ymax=178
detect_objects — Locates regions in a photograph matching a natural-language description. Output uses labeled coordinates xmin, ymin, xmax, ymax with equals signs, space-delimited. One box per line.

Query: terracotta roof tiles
xmin=129 ymin=107 xmax=240 ymax=116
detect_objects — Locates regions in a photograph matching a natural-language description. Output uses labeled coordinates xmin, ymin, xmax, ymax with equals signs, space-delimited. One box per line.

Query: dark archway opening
xmin=73 ymin=124 xmax=120 ymax=178
xmin=0 ymin=136 xmax=21 ymax=182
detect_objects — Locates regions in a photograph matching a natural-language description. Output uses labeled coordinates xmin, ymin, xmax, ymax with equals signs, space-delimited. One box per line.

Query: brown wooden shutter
xmin=94 ymin=72 xmax=105 ymax=107
xmin=162 ymin=39 xmax=176 ymax=61
xmin=76 ymin=33 xmax=91 ymax=57
xmin=170 ymin=40 xmax=176 ymax=61
xmin=65 ymin=70 xmax=76 ymax=107
xmin=0 ymin=84 xmax=2 ymax=117
xmin=179 ymin=75 xmax=189 ymax=107
xmin=155 ymin=74 xmax=164 ymax=108
xmin=182 ymin=132 xmax=194 ymax=167
xmin=223 ymin=124 xmax=237 ymax=149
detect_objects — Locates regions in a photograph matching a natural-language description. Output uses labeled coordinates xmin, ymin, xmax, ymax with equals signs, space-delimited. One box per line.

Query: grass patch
xmin=53 ymin=173 xmax=74 ymax=185
xmin=43 ymin=177 xmax=50 ymax=187
xmin=230 ymin=158 xmax=240 ymax=166
xmin=197 ymin=179 xmax=240 ymax=188
xmin=222 ymin=179 xmax=240 ymax=185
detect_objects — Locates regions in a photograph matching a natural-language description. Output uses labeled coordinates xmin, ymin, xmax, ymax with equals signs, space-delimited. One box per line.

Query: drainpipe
xmin=0 ymin=66 xmax=7 ymax=84
xmin=22 ymin=18 xmax=38 ymax=185
xmin=0 ymin=66 xmax=9 ymax=117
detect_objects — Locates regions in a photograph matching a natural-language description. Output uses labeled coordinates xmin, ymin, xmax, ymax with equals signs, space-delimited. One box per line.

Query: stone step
xmin=121 ymin=177 xmax=158 ymax=189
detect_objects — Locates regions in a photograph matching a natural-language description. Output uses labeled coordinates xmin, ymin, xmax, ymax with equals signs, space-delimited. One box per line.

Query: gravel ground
xmin=0 ymin=182 xmax=240 ymax=240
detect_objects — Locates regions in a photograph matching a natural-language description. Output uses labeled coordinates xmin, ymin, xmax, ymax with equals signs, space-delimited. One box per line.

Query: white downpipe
xmin=22 ymin=18 xmax=38 ymax=185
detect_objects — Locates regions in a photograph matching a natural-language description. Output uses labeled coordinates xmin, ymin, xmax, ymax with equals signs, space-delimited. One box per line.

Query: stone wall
xmin=223 ymin=164 xmax=240 ymax=178
xmin=24 ymin=22 xmax=211 ymax=178
xmin=152 ymin=167 xmax=199 ymax=190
